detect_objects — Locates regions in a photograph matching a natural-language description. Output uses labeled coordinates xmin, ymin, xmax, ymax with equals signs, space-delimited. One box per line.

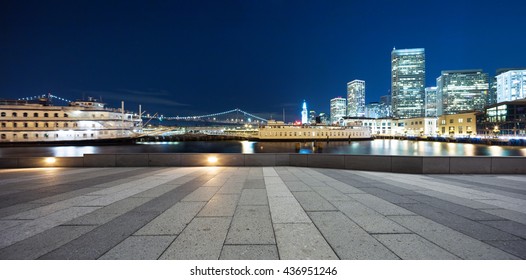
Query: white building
xmin=330 ymin=97 xmax=346 ymax=124
xmin=347 ymin=80 xmax=365 ymax=117
xmin=496 ymin=69 xmax=526 ymax=102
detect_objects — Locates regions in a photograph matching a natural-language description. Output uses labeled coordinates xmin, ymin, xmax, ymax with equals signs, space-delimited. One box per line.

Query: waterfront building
xmin=347 ymin=80 xmax=365 ymax=117
xmin=342 ymin=117 xmax=399 ymax=136
xmin=437 ymin=111 xmax=477 ymax=137
xmin=301 ymin=100 xmax=308 ymax=124
xmin=437 ymin=70 xmax=489 ymax=115
xmin=330 ymin=97 xmax=346 ymax=124
xmin=476 ymin=99 xmax=526 ymax=137
xmin=391 ymin=48 xmax=425 ymax=118
xmin=425 ymin=87 xmax=438 ymax=117
xmin=397 ymin=117 xmax=438 ymax=136
xmin=496 ymin=68 xmax=526 ymax=103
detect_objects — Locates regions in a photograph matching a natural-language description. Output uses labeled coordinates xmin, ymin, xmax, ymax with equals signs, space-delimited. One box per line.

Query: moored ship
xmin=0 ymin=97 xmax=142 ymax=145
xmin=250 ymin=120 xmax=372 ymax=141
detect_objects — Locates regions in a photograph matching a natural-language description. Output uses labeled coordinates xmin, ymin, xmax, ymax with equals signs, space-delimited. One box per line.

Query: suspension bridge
xmin=18 ymin=94 xmax=269 ymax=124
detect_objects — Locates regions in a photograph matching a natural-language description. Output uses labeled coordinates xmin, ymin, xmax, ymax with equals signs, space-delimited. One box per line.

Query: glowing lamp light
xmin=207 ymin=156 xmax=218 ymax=164
xmin=44 ymin=157 xmax=56 ymax=164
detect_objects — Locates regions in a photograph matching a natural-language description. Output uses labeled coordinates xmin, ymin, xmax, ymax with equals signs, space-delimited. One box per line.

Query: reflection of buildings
xmin=437 ymin=112 xmax=477 ymax=137
xmin=330 ymin=97 xmax=346 ymax=124
xmin=496 ymin=69 xmax=526 ymax=102
xmin=391 ymin=48 xmax=425 ymax=118
xmin=437 ymin=70 xmax=489 ymax=115
xmin=476 ymin=99 xmax=526 ymax=137
xmin=347 ymin=80 xmax=365 ymax=117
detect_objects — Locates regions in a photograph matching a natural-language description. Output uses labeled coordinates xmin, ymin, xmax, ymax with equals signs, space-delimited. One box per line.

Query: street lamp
xmin=493 ymin=125 xmax=500 ymax=138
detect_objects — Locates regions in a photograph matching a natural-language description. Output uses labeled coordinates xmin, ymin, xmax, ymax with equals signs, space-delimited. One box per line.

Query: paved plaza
xmin=0 ymin=166 xmax=525 ymax=260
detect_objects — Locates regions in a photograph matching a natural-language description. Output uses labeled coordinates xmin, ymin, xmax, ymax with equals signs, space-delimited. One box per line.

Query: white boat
xmin=251 ymin=120 xmax=372 ymax=141
xmin=0 ymin=97 xmax=142 ymax=145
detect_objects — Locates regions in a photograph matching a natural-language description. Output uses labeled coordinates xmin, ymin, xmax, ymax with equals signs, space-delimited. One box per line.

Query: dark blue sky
xmin=1 ymin=0 xmax=524 ymax=121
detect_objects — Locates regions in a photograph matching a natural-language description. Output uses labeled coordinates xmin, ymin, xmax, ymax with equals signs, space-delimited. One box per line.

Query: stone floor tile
xmin=99 ymin=236 xmax=175 ymax=260
xmin=309 ymin=211 xmax=399 ymax=260
xmin=274 ymin=223 xmax=338 ymax=260
xmin=225 ymin=205 xmax=275 ymax=245
xmin=390 ymin=216 xmax=518 ymax=260
xmin=374 ymin=233 xmax=460 ymax=260
xmin=159 ymin=217 xmax=231 ymax=260
xmin=220 ymin=245 xmax=279 ymax=260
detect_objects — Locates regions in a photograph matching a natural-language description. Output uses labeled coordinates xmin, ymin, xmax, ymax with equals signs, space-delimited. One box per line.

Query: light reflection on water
xmin=0 ymin=139 xmax=525 ymax=157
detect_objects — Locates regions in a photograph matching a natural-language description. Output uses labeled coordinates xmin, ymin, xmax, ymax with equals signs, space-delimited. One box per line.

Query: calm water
xmin=0 ymin=140 xmax=525 ymax=157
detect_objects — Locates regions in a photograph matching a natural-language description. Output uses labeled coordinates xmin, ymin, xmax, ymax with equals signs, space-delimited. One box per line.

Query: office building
xmin=476 ymin=99 xmax=526 ymax=136
xmin=347 ymin=80 xmax=365 ymax=117
xmin=437 ymin=70 xmax=489 ymax=115
xmin=438 ymin=112 xmax=477 ymax=136
xmin=425 ymin=87 xmax=438 ymax=117
xmin=379 ymin=94 xmax=392 ymax=117
xmin=496 ymin=68 xmax=526 ymax=103
xmin=365 ymin=102 xmax=381 ymax=118
xmin=391 ymin=48 xmax=425 ymax=118
xmin=309 ymin=110 xmax=317 ymax=124
xmin=330 ymin=97 xmax=346 ymax=124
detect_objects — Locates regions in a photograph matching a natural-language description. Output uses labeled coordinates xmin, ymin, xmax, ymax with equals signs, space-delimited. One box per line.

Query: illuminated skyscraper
xmin=391 ymin=48 xmax=425 ymax=118
xmin=330 ymin=97 xmax=346 ymax=124
xmin=425 ymin=87 xmax=438 ymax=117
xmin=437 ymin=70 xmax=489 ymax=115
xmin=496 ymin=68 xmax=526 ymax=102
xmin=347 ymin=80 xmax=365 ymax=117
xmin=301 ymin=100 xmax=308 ymax=124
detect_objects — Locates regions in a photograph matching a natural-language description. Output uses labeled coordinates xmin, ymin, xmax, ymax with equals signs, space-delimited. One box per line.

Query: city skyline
xmin=1 ymin=0 xmax=525 ymax=121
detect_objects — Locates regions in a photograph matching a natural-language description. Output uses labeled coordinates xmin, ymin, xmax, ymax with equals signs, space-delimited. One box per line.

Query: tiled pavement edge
xmin=0 ymin=167 xmax=524 ymax=260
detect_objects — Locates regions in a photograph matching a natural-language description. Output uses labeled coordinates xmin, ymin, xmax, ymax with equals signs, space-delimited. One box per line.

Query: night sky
xmin=1 ymin=0 xmax=525 ymax=121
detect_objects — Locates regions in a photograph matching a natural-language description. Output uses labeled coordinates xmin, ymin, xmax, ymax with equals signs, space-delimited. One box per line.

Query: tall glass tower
xmin=391 ymin=48 xmax=425 ymax=118
xmin=347 ymin=80 xmax=365 ymax=117
xmin=437 ymin=70 xmax=489 ymax=115
xmin=496 ymin=69 xmax=526 ymax=102
xmin=425 ymin=87 xmax=438 ymax=117
xmin=330 ymin=97 xmax=346 ymax=124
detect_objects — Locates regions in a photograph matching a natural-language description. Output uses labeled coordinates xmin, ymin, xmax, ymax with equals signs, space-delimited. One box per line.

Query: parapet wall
xmin=1 ymin=153 xmax=525 ymax=174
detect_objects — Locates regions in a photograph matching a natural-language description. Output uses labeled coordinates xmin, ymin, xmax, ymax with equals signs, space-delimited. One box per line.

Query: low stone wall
xmin=1 ymin=153 xmax=526 ymax=174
